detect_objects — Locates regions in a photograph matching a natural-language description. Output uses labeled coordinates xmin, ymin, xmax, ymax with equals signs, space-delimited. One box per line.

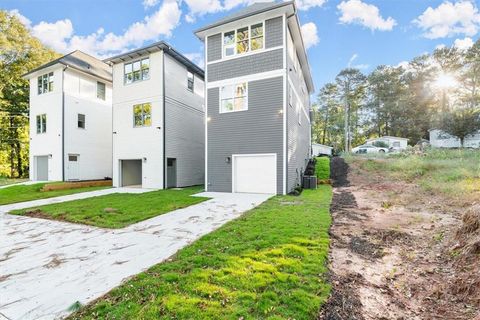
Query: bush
xmin=315 ymin=157 xmax=330 ymax=180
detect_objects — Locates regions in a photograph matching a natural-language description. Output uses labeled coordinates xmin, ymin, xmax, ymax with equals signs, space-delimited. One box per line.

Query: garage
xmin=233 ymin=154 xmax=276 ymax=194
xmin=120 ymin=160 xmax=142 ymax=187
xmin=35 ymin=156 xmax=49 ymax=181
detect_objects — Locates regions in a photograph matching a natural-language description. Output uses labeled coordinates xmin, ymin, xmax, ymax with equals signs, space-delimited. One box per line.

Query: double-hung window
xmin=97 ymin=82 xmax=106 ymax=100
xmin=133 ymin=103 xmax=152 ymax=127
xmin=36 ymin=114 xmax=47 ymax=134
xmin=223 ymin=23 xmax=264 ymax=57
xmin=124 ymin=58 xmax=149 ymax=84
xmin=37 ymin=72 xmax=54 ymax=95
xmin=187 ymin=71 xmax=194 ymax=92
xmin=220 ymin=83 xmax=247 ymax=113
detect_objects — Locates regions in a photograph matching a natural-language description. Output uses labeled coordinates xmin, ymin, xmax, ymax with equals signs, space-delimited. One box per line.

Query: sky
xmin=2 ymin=0 xmax=480 ymax=93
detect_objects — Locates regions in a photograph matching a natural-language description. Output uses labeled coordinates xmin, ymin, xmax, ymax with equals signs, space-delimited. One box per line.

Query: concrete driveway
xmin=0 ymin=192 xmax=272 ymax=320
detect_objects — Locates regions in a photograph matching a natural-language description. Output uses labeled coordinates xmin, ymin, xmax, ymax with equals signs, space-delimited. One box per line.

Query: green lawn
xmin=11 ymin=186 xmax=208 ymax=228
xmin=315 ymin=157 xmax=331 ymax=180
xmin=0 ymin=183 xmax=110 ymax=205
xmin=69 ymin=186 xmax=332 ymax=320
xmin=0 ymin=178 xmax=28 ymax=186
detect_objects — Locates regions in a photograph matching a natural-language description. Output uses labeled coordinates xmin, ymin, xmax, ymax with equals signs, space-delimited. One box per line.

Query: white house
xmin=365 ymin=136 xmax=408 ymax=150
xmin=105 ymin=42 xmax=205 ymax=189
xmin=312 ymin=143 xmax=333 ymax=156
xmin=24 ymin=51 xmax=113 ymax=182
xmin=429 ymin=129 xmax=480 ymax=148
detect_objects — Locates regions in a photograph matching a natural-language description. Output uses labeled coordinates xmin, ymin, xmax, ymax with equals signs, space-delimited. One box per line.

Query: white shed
xmin=429 ymin=129 xmax=480 ymax=148
xmin=312 ymin=143 xmax=333 ymax=156
xmin=365 ymin=136 xmax=408 ymax=150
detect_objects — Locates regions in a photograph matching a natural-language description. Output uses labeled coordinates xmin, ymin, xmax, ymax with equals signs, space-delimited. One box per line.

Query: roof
xmin=367 ymin=136 xmax=409 ymax=141
xmin=194 ymin=1 xmax=314 ymax=94
xmin=23 ymin=50 xmax=112 ymax=82
xmin=194 ymin=2 xmax=293 ymax=34
xmin=104 ymin=41 xmax=204 ymax=78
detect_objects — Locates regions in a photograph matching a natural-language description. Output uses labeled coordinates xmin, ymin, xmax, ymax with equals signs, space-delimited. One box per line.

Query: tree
xmin=0 ymin=10 xmax=59 ymax=177
xmin=439 ymin=107 xmax=480 ymax=147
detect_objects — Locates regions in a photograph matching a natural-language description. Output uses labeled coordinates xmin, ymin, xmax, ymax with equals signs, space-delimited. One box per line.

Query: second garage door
xmin=233 ymin=154 xmax=276 ymax=194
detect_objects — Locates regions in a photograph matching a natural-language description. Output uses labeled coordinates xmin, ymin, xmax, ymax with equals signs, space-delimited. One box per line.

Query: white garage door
xmin=233 ymin=154 xmax=276 ymax=194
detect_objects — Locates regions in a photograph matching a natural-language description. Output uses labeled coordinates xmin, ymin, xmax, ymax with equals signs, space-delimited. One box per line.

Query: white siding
xmin=430 ymin=129 xmax=480 ymax=148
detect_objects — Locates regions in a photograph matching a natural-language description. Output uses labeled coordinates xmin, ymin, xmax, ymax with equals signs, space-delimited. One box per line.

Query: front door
xmin=167 ymin=158 xmax=177 ymax=188
xmin=35 ymin=156 xmax=48 ymax=181
xmin=67 ymin=154 xmax=80 ymax=181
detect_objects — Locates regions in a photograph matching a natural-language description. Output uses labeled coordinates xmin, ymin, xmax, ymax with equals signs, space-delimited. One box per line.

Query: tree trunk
xmin=15 ymin=140 xmax=23 ymax=177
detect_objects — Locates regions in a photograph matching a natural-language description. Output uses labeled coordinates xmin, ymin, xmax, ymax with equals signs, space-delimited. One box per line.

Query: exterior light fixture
xmin=279 ymin=109 xmax=284 ymax=114
xmin=207 ymin=117 xmax=212 ymax=122
xmin=48 ymin=154 xmax=52 ymax=159
xmin=225 ymin=156 xmax=231 ymax=164
xmin=143 ymin=157 xmax=147 ymax=162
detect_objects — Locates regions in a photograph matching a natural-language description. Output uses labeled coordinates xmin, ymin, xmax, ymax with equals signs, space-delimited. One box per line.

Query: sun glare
xmin=434 ymin=73 xmax=458 ymax=89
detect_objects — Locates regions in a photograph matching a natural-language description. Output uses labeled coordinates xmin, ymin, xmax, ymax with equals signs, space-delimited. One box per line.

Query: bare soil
xmin=319 ymin=157 xmax=480 ymax=320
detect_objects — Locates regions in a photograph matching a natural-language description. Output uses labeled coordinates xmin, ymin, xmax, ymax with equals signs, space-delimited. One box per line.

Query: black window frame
xmin=77 ymin=114 xmax=86 ymax=129
xmin=97 ymin=81 xmax=106 ymax=100
xmin=36 ymin=114 xmax=47 ymax=134
xmin=187 ymin=71 xmax=194 ymax=92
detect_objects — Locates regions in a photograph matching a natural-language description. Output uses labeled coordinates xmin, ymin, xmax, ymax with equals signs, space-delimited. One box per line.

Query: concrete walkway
xmin=0 ymin=192 xmax=272 ymax=320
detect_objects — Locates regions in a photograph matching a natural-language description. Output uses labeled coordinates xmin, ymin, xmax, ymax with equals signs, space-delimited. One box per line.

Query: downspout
xmin=162 ymin=49 xmax=167 ymax=189
xmin=62 ymin=65 xmax=68 ymax=181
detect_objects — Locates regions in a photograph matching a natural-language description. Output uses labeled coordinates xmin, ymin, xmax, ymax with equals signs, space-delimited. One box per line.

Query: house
xmin=429 ymin=129 xmax=480 ymax=148
xmin=195 ymin=1 xmax=314 ymax=195
xmin=104 ymin=42 xmax=205 ymax=189
xmin=312 ymin=143 xmax=333 ymax=156
xmin=24 ymin=51 xmax=113 ymax=182
xmin=365 ymin=136 xmax=408 ymax=150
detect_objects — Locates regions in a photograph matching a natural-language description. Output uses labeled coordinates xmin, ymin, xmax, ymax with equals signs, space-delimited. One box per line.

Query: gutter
xmin=62 ymin=66 xmax=68 ymax=181
xmin=162 ymin=49 xmax=167 ymax=189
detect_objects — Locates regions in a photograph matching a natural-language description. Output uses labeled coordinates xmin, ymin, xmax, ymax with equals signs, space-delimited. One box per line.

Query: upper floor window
xmin=97 ymin=82 xmax=106 ymax=100
xmin=36 ymin=114 xmax=47 ymax=134
xmin=133 ymin=103 xmax=152 ymax=127
xmin=220 ymin=83 xmax=247 ymax=113
xmin=223 ymin=23 xmax=264 ymax=57
xmin=187 ymin=71 xmax=194 ymax=92
xmin=37 ymin=72 xmax=54 ymax=95
xmin=78 ymin=114 xmax=85 ymax=129
xmin=124 ymin=58 xmax=149 ymax=84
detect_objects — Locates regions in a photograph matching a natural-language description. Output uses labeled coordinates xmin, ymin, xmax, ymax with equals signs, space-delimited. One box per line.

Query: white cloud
xmin=184 ymin=0 xmax=223 ymax=22
xmin=347 ymin=53 xmax=369 ymax=69
xmin=295 ymin=0 xmax=327 ymax=11
xmin=348 ymin=53 xmax=358 ymax=67
xmin=143 ymin=0 xmax=160 ymax=8
xmin=414 ymin=1 xmax=480 ymax=39
xmin=301 ymin=22 xmax=319 ymax=49
xmin=337 ymin=0 xmax=397 ymax=31
xmin=453 ymin=37 xmax=474 ymax=50
xmin=184 ymin=52 xmax=205 ymax=67
xmin=12 ymin=0 xmax=181 ymax=58
xmin=9 ymin=9 xmax=32 ymax=27
xmin=435 ymin=43 xmax=446 ymax=50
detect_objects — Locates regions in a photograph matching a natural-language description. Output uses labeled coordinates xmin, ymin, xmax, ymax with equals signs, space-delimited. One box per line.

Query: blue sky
xmin=2 ymin=0 xmax=479 ymax=94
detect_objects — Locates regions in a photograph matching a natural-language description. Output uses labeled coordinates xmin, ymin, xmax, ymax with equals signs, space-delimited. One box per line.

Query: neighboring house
xmin=105 ymin=42 xmax=205 ymax=189
xmin=24 ymin=51 xmax=113 ymax=182
xmin=429 ymin=129 xmax=480 ymax=148
xmin=365 ymin=136 xmax=408 ymax=150
xmin=312 ymin=143 xmax=333 ymax=156
xmin=195 ymin=1 xmax=314 ymax=195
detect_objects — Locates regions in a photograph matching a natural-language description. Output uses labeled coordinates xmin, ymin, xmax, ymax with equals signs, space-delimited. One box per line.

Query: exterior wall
xmin=286 ymin=27 xmax=311 ymax=192
xmin=207 ymin=77 xmax=284 ymax=193
xmin=312 ymin=144 xmax=333 ymax=156
xmin=63 ymin=69 xmax=113 ymax=180
xmin=29 ymin=66 xmax=64 ymax=181
xmin=112 ymin=51 xmax=164 ymax=189
xmin=207 ymin=33 xmax=222 ymax=63
xmin=164 ymin=54 xmax=205 ymax=187
xmin=430 ymin=129 xmax=480 ymax=148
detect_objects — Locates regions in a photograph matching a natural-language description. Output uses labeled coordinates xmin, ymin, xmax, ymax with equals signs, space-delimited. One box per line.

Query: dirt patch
xmin=319 ymin=157 xmax=480 ymax=320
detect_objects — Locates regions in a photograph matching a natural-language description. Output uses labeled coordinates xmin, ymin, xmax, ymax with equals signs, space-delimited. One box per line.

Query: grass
xmin=0 ymin=182 xmax=110 ymax=205
xmin=0 ymin=177 xmax=28 ymax=186
xmin=69 ymin=186 xmax=332 ymax=319
xmin=347 ymin=148 xmax=480 ymax=201
xmin=315 ymin=157 xmax=331 ymax=180
xmin=11 ymin=186 xmax=208 ymax=228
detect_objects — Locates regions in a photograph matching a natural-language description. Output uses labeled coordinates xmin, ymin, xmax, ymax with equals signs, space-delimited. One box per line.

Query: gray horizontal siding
xmin=265 ymin=17 xmax=283 ymax=48
xmin=207 ymin=33 xmax=222 ymax=62
xmin=207 ymin=76 xmax=284 ymax=194
xmin=208 ymin=48 xmax=283 ymax=82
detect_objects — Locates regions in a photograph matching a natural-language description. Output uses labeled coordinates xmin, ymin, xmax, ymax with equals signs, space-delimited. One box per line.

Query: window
xmin=78 ymin=114 xmax=85 ymax=129
xmin=220 ymin=83 xmax=247 ymax=113
xmin=68 ymin=155 xmax=78 ymax=162
xmin=223 ymin=22 xmax=264 ymax=57
xmin=133 ymin=103 xmax=152 ymax=127
xmin=187 ymin=71 xmax=194 ymax=92
xmin=37 ymin=72 xmax=54 ymax=95
xmin=124 ymin=58 xmax=149 ymax=84
xmin=97 ymin=82 xmax=106 ymax=100
xmin=36 ymin=114 xmax=47 ymax=133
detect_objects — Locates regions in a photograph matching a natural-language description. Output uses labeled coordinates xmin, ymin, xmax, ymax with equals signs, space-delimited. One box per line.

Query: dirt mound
xmin=330 ymin=157 xmax=349 ymax=187
xmin=456 ymin=204 xmax=480 ymax=236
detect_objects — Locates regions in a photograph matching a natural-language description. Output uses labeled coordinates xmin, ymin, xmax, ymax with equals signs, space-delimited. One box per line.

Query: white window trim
xmin=187 ymin=71 xmax=194 ymax=92
xmin=222 ymin=21 xmax=266 ymax=60
xmin=96 ymin=81 xmax=106 ymax=100
xmin=37 ymin=72 xmax=54 ymax=95
xmin=133 ymin=103 xmax=152 ymax=127
xmin=219 ymin=82 xmax=248 ymax=114
xmin=288 ymin=78 xmax=311 ymax=124
xmin=36 ymin=114 xmax=47 ymax=134
xmin=124 ymin=57 xmax=150 ymax=85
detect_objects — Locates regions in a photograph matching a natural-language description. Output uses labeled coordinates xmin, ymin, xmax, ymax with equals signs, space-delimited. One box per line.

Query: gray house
xmin=195 ymin=1 xmax=314 ymax=195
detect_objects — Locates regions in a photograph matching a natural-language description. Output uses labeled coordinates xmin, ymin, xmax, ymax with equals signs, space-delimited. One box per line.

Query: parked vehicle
xmin=352 ymin=145 xmax=389 ymax=154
